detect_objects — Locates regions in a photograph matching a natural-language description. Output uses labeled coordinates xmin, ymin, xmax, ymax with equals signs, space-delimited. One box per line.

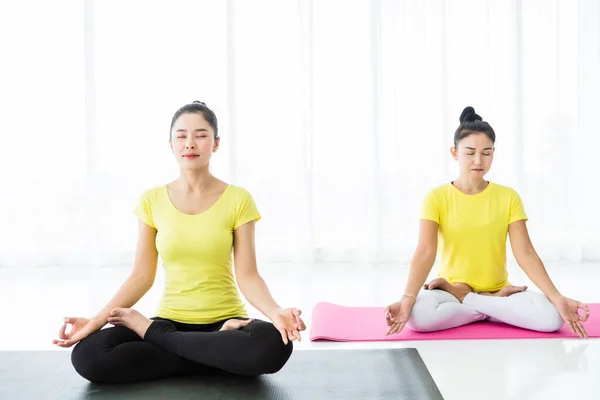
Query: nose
xmin=185 ymin=136 xmax=196 ymax=149
xmin=474 ymin=153 xmax=482 ymax=165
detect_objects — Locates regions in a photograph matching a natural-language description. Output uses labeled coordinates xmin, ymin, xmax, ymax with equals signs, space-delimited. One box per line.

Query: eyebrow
xmin=175 ymin=128 xmax=209 ymax=133
xmin=463 ymin=147 xmax=493 ymax=151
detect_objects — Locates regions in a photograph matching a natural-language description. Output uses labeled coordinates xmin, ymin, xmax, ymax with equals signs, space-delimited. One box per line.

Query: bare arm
xmin=508 ymin=220 xmax=561 ymax=301
xmin=402 ymin=219 xmax=439 ymax=298
xmin=385 ymin=219 xmax=439 ymax=335
xmin=232 ymin=221 xmax=281 ymax=321
xmin=91 ymin=220 xmax=159 ymax=326
xmin=54 ymin=220 xmax=159 ymax=347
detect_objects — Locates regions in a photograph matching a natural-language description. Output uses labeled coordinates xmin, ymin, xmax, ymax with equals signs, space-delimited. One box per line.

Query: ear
xmin=450 ymin=146 xmax=458 ymax=160
xmin=213 ymin=137 xmax=220 ymax=152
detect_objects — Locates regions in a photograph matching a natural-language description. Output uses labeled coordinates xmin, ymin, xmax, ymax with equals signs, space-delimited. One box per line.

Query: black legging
xmin=71 ymin=317 xmax=293 ymax=383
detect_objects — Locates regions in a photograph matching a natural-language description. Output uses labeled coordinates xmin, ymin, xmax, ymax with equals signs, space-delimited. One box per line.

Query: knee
xmin=534 ymin=306 xmax=565 ymax=332
xmin=405 ymin=299 xmax=437 ymax=332
xmin=248 ymin=321 xmax=293 ymax=374
xmin=70 ymin=335 xmax=111 ymax=383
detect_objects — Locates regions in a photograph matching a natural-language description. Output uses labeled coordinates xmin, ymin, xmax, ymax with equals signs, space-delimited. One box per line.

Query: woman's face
xmin=170 ymin=112 xmax=219 ymax=170
xmin=451 ymin=132 xmax=495 ymax=178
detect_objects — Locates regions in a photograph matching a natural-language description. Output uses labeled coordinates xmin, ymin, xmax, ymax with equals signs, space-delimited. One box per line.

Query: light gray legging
xmin=406 ymin=289 xmax=565 ymax=333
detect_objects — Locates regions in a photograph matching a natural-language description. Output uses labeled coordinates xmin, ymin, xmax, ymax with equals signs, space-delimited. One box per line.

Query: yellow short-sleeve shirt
xmin=134 ymin=184 xmax=261 ymax=324
xmin=421 ymin=182 xmax=528 ymax=292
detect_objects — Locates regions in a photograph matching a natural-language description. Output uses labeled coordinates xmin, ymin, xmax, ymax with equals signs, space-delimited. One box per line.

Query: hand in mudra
xmin=53 ymin=317 xmax=103 ymax=348
xmin=385 ymin=297 xmax=416 ymax=336
xmin=552 ymin=295 xmax=590 ymax=338
xmin=272 ymin=307 xmax=306 ymax=344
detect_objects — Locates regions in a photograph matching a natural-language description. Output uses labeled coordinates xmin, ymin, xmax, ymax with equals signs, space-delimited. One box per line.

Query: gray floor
xmin=0 ymin=348 xmax=442 ymax=400
xmin=1 ymin=260 xmax=599 ymax=400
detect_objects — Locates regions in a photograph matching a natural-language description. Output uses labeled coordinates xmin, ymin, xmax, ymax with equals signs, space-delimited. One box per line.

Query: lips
xmin=183 ymin=154 xmax=199 ymax=159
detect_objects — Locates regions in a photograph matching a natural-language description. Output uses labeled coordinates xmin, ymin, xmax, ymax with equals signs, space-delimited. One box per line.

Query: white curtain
xmin=1 ymin=0 xmax=599 ymax=267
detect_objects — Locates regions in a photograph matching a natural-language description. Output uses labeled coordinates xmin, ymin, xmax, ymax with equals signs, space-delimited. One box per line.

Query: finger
xmin=292 ymin=329 xmax=301 ymax=342
xmin=385 ymin=313 xmax=393 ymax=326
xmin=58 ymin=323 xmax=67 ymax=340
xmin=278 ymin=328 xmax=288 ymax=345
xmin=566 ymin=320 xmax=577 ymax=335
xmin=296 ymin=317 xmax=307 ymax=331
xmin=293 ymin=308 xmax=302 ymax=318
xmin=578 ymin=311 xmax=590 ymax=322
xmin=387 ymin=325 xmax=397 ymax=336
xmin=389 ymin=324 xmax=401 ymax=336
xmin=579 ymin=303 xmax=591 ymax=321
xmin=574 ymin=321 xmax=587 ymax=339
xmin=389 ymin=322 xmax=404 ymax=336
xmin=572 ymin=320 xmax=584 ymax=338
xmin=54 ymin=339 xmax=73 ymax=348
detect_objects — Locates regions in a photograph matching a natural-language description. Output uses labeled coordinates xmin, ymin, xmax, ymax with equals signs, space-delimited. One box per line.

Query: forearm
xmin=92 ymin=274 xmax=153 ymax=325
xmin=403 ymin=251 xmax=436 ymax=297
xmin=517 ymin=249 xmax=561 ymax=301
xmin=238 ymin=273 xmax=281 ymax=321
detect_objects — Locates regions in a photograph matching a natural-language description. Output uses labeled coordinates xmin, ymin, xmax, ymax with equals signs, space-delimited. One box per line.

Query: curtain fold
xmin=0 ymin=0 xmax=598 ymax=267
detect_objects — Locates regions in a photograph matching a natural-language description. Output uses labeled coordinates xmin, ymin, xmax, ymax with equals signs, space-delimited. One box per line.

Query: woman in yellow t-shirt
xmin=385 ymin=106 xmax=590 ymax=338
xmin=53 ymin=101 xmax=306 ymax=383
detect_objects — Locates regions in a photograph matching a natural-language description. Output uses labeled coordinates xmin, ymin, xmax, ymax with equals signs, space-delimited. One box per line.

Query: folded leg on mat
xmin=71 ymin=319 xmax=293 ymax=383
xmin=406 ymin=289 xmax=487 ymax=332
xmin=463 ymin=290 xmax=564 ymax=332
xmin=406 ymin=288 xmax=564 ymax=333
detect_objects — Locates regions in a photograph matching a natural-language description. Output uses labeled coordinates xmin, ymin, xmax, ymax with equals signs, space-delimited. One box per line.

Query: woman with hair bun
xmin=385 ymin=106 xmax=590 ymax=338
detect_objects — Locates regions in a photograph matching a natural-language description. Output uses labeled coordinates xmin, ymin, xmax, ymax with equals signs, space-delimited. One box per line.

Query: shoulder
xmin=223 ymin=184 xmax=255 ymax=202
xmin=489 ymin=182 xmax=522 ymax=199
xmin=424 ymin=183 xmax=453 ymax=202
xmin=226 ymin=184 xmax=253 ymax=198
xmin=138 ymin=185 xmax=165 ymax=203
xmin=223 ymin=184 xmax=259 ymax=209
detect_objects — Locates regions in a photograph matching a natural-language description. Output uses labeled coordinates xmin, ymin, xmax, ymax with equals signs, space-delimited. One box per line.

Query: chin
xmin=179 ymin=162 xmax=207 ymax=170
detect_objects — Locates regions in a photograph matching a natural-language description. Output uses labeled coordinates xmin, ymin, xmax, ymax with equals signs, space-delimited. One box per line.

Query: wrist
xmin=401 ymin=293 xmax=417 ymax=304
xmin=547 ymin=291 xmax=563 ymax=304
xmin=90 ymin=316 xmax=107 ymax=328
xmin=266 ymin=306 xmax=282 ymax=321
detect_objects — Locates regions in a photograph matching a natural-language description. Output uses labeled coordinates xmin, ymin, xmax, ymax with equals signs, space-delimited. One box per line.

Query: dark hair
xmin=453 ymin=106 xmax=495 ymax=147
xmin=169 ymin=101 xmax=218 ymax=139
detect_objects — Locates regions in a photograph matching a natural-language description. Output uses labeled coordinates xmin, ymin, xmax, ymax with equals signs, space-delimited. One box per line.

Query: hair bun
xmin=192 ymin=100 xmax=207 ymax=106
xmin=459 ymin=106 xmax=482 ymax=123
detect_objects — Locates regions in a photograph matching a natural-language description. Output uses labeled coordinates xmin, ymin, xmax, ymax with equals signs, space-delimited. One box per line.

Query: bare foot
xmin=486 ymin=285 xmax=527 ymax=297
xmin=424 ymin=277 xmax=472 ymax=303
xmin=219 ymin=318 xmax=254 ymax=331
xmin=108 ymin=308 xmax=152 ymax=338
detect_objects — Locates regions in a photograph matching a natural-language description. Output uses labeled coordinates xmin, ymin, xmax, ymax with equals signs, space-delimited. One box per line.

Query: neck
xmin=176 ymin=167 xmax=214 ymax=192
xmin=453 ymin=176 xmax=488 ymax=194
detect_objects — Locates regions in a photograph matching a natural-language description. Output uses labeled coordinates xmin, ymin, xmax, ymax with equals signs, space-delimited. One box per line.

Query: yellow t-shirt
xmin=421 ymin=182 xmax=528 ymax=292
xmin=134 ymin=184 xmax=261 ymax=324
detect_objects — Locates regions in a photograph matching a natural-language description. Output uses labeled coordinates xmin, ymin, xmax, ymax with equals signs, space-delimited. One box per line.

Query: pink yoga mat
xmin=309 ymin=302 xmax=600 ymax=341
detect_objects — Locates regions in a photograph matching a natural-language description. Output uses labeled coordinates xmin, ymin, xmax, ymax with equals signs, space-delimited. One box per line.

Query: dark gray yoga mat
xmin=0 ymin=348 xmax=443 ymax=400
